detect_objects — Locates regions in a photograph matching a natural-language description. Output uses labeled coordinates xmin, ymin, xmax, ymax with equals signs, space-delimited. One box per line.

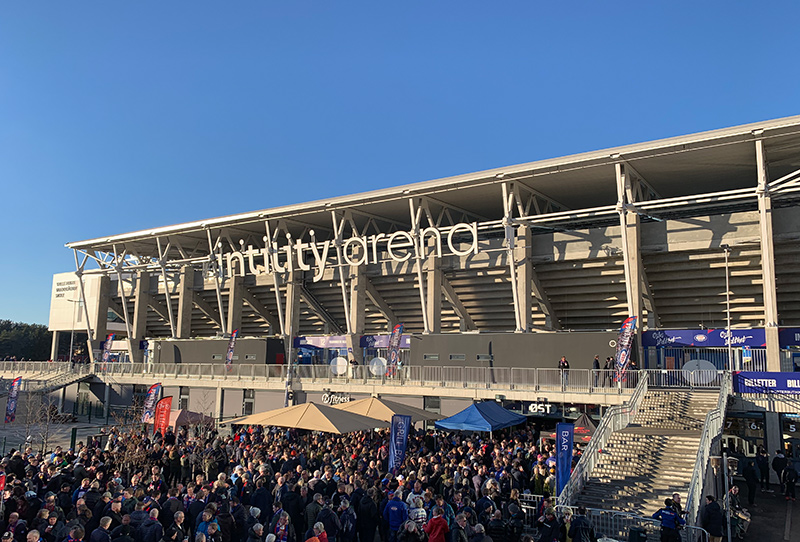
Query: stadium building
xmin=24 ymin=115 xmax=800 ymax=469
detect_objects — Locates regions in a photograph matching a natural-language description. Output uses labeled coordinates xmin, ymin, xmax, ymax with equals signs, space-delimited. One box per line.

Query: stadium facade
xmin=35 ymin=116 xmax=800 ymax=455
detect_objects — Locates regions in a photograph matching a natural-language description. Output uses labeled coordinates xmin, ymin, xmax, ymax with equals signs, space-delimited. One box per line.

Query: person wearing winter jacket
xmin=567 ymin=508 xmax=596 ymax=542
xmin=139 ymin=510 xmax=163 ymax=542
xmin=535 ymin=508 xmax=561 ymax=542
xmin=424 ymin=507 xmax=450 ymax=542
xmin=245 ymin=523 xmax=264 ymax=542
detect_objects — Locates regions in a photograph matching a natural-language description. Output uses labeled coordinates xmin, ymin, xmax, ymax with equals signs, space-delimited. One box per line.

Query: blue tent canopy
xmin=435 ymin=401 xmax=527 ymax=432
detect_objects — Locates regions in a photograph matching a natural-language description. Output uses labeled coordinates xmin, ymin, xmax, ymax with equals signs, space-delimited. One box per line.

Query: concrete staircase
xmin=575 ymin=389 xmax=718 ymax=515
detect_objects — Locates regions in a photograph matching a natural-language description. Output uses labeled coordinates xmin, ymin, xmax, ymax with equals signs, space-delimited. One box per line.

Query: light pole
xmin=721 ymin=244 xmax=733 ymax=371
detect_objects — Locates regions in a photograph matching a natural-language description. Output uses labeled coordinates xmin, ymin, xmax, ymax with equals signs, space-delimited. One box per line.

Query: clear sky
xmin=1 ymin=1 xmax=798 ymax=325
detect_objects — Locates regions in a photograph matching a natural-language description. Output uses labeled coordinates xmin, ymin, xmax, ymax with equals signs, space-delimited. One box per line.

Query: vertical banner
xmin=556 ymin=422 xmax=574 ymax=495
xmin=101 ymin=333 xmax=115 ymax=363
xmin=153 ymin=396 xmax=173 ymax=435
xmin=225 ymin=329 xmax=239 ymax=372
xmin=614 ymin=316 xmax=638 ymax=383
xmin=4 ymin=377 xmax=22 ymax=423
xmin=388 ymin=414 xmax=411 ymax=474
xmin=141 ymin=383 xmax=162 ymax=423
xmin=386 ymin=323 xmax=404 ymax=377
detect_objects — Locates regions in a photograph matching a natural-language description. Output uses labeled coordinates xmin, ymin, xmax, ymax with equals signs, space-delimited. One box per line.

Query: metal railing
xmin=558 ymin=372 xmax=650 ymax=507
xmin=647 ymin=369 xmax=725 ymax=389
xmin=684 ymin=371 xmax=732 ymax=528
xmin=552 ymin=506 xmax=709 ymax=542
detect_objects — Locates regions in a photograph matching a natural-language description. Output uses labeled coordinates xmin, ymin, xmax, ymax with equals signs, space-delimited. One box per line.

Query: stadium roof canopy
xmin=68 ymin=115 xmax=800 ymax=254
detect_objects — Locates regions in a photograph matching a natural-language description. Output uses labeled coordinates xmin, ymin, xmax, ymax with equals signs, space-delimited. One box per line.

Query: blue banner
xmin=734 ymin=372 xmax=800 ymax=394
xmin=642 ymin=328 xmax=766 ymax=348
xmin=4 ymin=377 xmax=22 ymax=424
xmin=556 ymin=422 xmax=574 ymax=495
xmin=141 ymin=383 xmax=162 ymax=423
xmin=101 ymin=333 xmax=115 ymax=363
xmin=225 ymin=329 xmax=238 ymax=372
xmin=388 ymin=414 xmax=411 ymax=474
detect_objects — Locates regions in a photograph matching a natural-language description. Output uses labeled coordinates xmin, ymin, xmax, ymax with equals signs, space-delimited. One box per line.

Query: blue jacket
xmin=653 ymin=507 xmax=685 ymax=530
xmin=383 ymin=497 xmax=408 ymax=530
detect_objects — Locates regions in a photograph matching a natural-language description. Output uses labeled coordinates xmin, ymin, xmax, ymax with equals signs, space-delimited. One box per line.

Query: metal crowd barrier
xmin=550 ymin=506 xmax=709 ymax=542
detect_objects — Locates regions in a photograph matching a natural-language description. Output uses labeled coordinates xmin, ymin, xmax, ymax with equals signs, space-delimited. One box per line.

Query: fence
xmin=553 ymin=506 xmax=709 ymax=542
xmin=648 ymin=346 xmax=767 ymax=372
xmin=684 ymin=372 xmax=731 ymax=528
xmin=558 ymin=372 xmax=650 ymax=507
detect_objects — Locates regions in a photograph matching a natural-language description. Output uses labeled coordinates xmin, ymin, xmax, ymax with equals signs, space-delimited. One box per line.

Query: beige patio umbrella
xmin=333 ymin=397 xmax=443 ymax=422
xmin=226 ymin=402 xmax=389 ymax=434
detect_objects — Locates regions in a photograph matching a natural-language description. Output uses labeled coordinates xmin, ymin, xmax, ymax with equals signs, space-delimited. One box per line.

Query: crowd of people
xmin=0 ymin=421 xmax=589 ymax=542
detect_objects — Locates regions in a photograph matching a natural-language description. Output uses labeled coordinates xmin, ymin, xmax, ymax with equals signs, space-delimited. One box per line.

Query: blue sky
xmin=1 ymin=1 xmax=798 ymax=325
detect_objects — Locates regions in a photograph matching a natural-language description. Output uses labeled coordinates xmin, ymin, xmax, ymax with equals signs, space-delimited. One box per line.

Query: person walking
xmin=592 ymin=356 xmax=600 ymax=388
xmin=756 ymin=448 xmax=771 ymax=491
xmin=652 ymin=499 xmax=685 ymax=542
xmin=782 ymin=461 xmax=798 ymax=501
xmin=742 ymin=460 xmax=759 ymax=506
xmin=567 ymin=507 xmax=595 ymax=542
xmin=772 ymin=449 xmax=788 ymax=487
xmin=602 ymin=357 xmax=613 ymax=387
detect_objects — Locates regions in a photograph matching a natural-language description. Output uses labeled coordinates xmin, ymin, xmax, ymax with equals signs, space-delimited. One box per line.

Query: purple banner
xmin=225 ymin=329 xmax=238 ymax=372
xmin=359 ymin=334 xmax=412 ymax=349
xmin=294 ymin=335 xmax=350 ymax=348
xmin=388 ymin=414 xmax=411 ymax=474
xmin=615 ymin=316 xmax=637 ymax=383
xmin=4 ymin=377 xmax=22 ymax=423
xmin=387 ymin=323 xmax=404 ymax=377
xmin=556 ymin=422 xmax=574 ymax=495
xmin=141 ymin=383 xmax=162 ymax=423
xmin=642 ymin=328 xmax=766 ymax=348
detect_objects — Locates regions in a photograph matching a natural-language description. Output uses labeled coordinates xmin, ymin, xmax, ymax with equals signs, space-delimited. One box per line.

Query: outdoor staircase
xmin=0 ymin=368 xmax=93 ymax=398
xmin=575 ymin=389 xmax=719 ymax=515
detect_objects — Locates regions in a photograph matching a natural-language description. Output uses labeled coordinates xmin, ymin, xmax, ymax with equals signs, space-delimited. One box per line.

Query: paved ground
xmin=0 ymin=420 xmax=110 ymax=454
xmin=741 ymin=486 xmax=799 ymax=542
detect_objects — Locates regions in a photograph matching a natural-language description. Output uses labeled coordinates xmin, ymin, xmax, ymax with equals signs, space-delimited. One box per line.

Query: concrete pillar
xmin=50 ymin=331 xmax=59 ymax=361
xmin=103 ymin=382 xmax=110 ymax=419
xmin=215 ymin=386 xmax=223 ymax=421
xmin=765 ymin=411 xmax=782 ymax=485
xmin=131 ymin=272 xmax=150 ymax=363
xmin=89 ymin=276 xmax=111 ymax=362
xmin=227 ymin=276 xmax=243 ymax=334
xmin=755 ymin=140 xmax=781 ymax=372
xmin=616 ymin=164 xmax=644 ymax=361
xmin=177 ymin=266 xmax=194 ymax=339
xmin=515 ymin=225 xmax=533 ymax=332
xmin=426 ymin=241 xmax=442 ymax=334
xmin=348 ymin=264 xmax=366 ymax=363
xmin=283 ymin=271 xmax=301 ymax=364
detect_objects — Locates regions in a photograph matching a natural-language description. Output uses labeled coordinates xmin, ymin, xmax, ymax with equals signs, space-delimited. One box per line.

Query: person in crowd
xmin=742 ymin=460 xmax=759 ymax=506
xmin=756 ymin=447 xmax=771 ymax=491
xmin=783 ymin=461 xmax=798 ymax=501
xmin=652 ymin=499 xmax=684 ymax=542
xmin=424 ymin=506 xmax=449 ymax=542
xmin=724 ymin=486 xmax=750 ymax=535
xmin=773 ymin=449 xmax=788 ymax=485
xmin=701 ymin=495 xmax=723 ymax=542
xmin=535 ymin=507 xmax=560 ymax=542
xmin=558 ymin=357 xmax=570 ymax=389
xmin=567 ymin=507 xmax=595 ymax=542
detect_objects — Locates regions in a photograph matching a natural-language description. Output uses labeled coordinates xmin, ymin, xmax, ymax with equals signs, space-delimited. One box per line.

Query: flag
xmin=153 ymin=396 xmax=172 ymax=435
xmin=225 ymin=329 xmax=239 ymax=372
xmin=614 ymin=316 xmax=638 ymax=383
xmin=101 ymin=333 xmax=115 ymax=363
xmin=141 ymin=383 xmax=162 ymax=423
xmin=556 ymin=422 xmax=574 ymax=495
xmin=0 ymin=472 xmax=5 ymax=491
xmin=4 ymin=377 xmax=22 ymax=423
xmin=388 ymin=414 xmax=411 ymax=474
xmin=386 ymin=323 xmax=404 ymax=377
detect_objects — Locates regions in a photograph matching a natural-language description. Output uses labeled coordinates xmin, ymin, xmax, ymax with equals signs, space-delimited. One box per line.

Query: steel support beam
xmin=364 ymin=279 xmax=396 ymax=331
xmin=227 ymin=276 xmax=244 ymax=335
xmin=755 ymin=139 xmax=781 ymax=371
xmin=441 ymin=277 xmax=477 ymax=331
xmin=191 ymin=291 xmax=223 ymax=329
xmin=131 ymin=271 xmax=150 ymax=363
xmin=298 ymin=285 xmax=343 ymax=335
xmin=242 ymin=288 xmax=280 ymax=332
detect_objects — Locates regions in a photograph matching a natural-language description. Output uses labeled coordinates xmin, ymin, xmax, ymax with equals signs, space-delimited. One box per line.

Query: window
xmin=179 ymin=387 xmax=190 ymax=410
xmin=423 ymin=396 xmax=441 ymax=413
xmin=243 ymin=389 xmax=255 ymax=416
xmin=423 ymin=354 xmax=440 ymax=361
xmin=245 ymin=354 xmax=257 ymax=361
xmin=449 ymin=354 xmax=466 ymax=361
xmin=212 ymin=354 xmax=223 ymax=361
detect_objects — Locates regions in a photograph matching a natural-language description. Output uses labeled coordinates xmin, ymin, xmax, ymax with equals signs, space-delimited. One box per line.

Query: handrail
xmin=685 ymin=371 xmax=732 ymax=527
xmin=558 ymin=371 xmax=650 ymax=506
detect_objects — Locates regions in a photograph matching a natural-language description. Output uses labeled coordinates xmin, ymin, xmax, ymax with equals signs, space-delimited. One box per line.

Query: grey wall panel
xmin=223 ymin=389 xmax=244 ymax=418
xmin=188 ymin=388 xmax=216 ymax=416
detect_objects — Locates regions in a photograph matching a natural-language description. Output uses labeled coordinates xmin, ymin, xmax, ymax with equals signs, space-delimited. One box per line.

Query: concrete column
xmin=755 ymin=140 xmax=781 ymax=372
xmin=103 ymin=382 xmax=110 ymax=419
xmin=131 ymin=272 xmax=150 ymax=363
xmin=283 ymin=271 xmax=301 ymax=364
xmin=426 ymin=241 xmax=442 ymax=334
xmin=348 ymin=264 xmax=366 ymax=363
xmin=515 ymin=225 xmax=533 ymax=332
xmin=177 ymin=266 xmax=194 ymax=339
xmin=765 ymin=411 xmax=782 ymax=485
xmin=227 ymin=276 xmax=243 ymax=334
xmin=89 ymin=276 xmax=110 ymax=362
xmin=616 ymin=164 xmax=644 ymax=361
xmin=215 ymin=386 xmax=224 ymax=421
xmin=50 ymin=331 xmax=59 ymax=361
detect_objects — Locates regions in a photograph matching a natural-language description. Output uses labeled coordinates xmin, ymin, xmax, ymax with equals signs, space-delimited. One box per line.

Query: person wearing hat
xmin=39 ymin=513 xmax=64 ymax=542
xmin=536 ymin=507 xmax=561 ymax=542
